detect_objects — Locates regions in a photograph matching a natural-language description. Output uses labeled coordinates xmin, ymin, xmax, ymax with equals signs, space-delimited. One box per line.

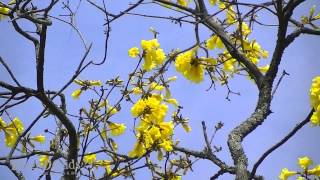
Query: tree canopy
xmin=0 ymin=0 xmax=320 ymax=180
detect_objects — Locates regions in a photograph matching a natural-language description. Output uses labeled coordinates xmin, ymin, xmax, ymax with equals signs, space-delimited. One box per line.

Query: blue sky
xmin=0 ymin=0 xmax=320 ymax=179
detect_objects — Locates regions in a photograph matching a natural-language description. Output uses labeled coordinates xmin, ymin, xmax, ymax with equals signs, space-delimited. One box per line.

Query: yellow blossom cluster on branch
xmin=129 ymin=39 xmax=166 ymax=71
xmin=0 ymin=117 xmax=24 ymax=147
xmin=71 ymin=79 xmax=102 ymax=99
xmin=129 ymin=95 xmax=174 ymax=157
xmin=279 ymin=156 xmax=320 ymax=180
xmin=310 ymin=76 xmax=320 ymax=125
xmin=175 ymin=48 xmax=206 ymax=83
xmin=301 ymin=5 xmax=320 ymax=25
xmin=127 ymin=78 xmax=190 ymax=158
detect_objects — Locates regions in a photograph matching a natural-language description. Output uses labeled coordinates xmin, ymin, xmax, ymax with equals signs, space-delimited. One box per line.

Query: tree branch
xmin=249 ymin=109 xmax=314 ymax=179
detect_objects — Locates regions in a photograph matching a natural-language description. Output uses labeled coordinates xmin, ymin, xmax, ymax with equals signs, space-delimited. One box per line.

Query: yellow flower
xmin=175 ymin=49 xmax=205 ymax=83
xmin=182 ymin=122 xmax=191 ymax=132
xmin=226 ymin=6 xmax=237 ymax=24
xmin=159 ymin=140 xmax=173 ymax=151
xmin=278 ymin=168 xmax=296 ymax=180
xmin=128 ymin=47 xmax=140 ymax=58
xmin=177 ymin=0 xmax=188 ymax=7
xmin=167 ymin=76 xmax=177 ymax=82
xmin=209 ymin=0 xmax=217 ymax=6
xmin=4 ymin=117 xmax=24 ymax=147
xmin=6 ymin=117 xmax=24 ymax=134
xmin=73 ymin=79 xmax=102 ymax=86
xmin=131 ymin=87 xmax=143 ymax=94
xmin=298 ymin=156 xmax=313 ymax=170
xmin=259 ymin=65 xmax=270 ymax=74
xmin=74 ymin=79 xmax=86 ymax=86
xmin=310 ymin=76 xmax=320 ymax=109
xmin=308 ymin=165 xmax=320 ymax=176
xmin=84 ymin=153 xmax=96 ymax=164
xmin=140 ymin=39 xmax=166 ymax=71
xmin=0 ymin=6 xmax=10 ymax=20
xmin=39 ymin=155 xmax=50 ymax=167
xmin=88 ymin=80 xmax=102 ymax=86
xmin=30 ymin=134 xmax=45 ymax=144
xmin=131 ymin=96 xmax=168 ymax=123
xmin=0 ymin=117 xmax=6 ymax=130
xmin=150 ymin=82 xmax=165 ymax=91
xmin=206 ymin=35 xmax=224 ymax=50
xmin=94 ymin=160 xmax=111 ymax=169
xmin=165 ymin=98 xmax=179 ymax=107
xmin=128 ymin=142 xmax=146 ymax=158
xmin=5 ymin=132 xmax=17 ymax=147
xmin=71 ymin=89 xmax=82 ymax=99
xmin=107 ymin=105 xmax=118 ymax=115
xmin=238 ymin=22 xmax=251 ymax=36
xmin=109 ymin=122 xmax=126 ymax=136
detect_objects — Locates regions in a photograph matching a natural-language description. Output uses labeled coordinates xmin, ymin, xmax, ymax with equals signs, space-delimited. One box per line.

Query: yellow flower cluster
xmin=310 ymin=76 xmax=320 ymax=125
xmin=128 ymin=47 xmax=140 ymax=58
xmin=279 ymin=156 xmax=320 ymax=180
xmin=175 ymin=48 xmax=205 ymax=83
xmin=0 ymin=117 xmax=24 ymax=147
xmin=218 ymin=1 xmax=237 ymax=24
xmin=71 ymin=79 xmax=102 ymax=99
xmin=129 ymin=39 xmax=166 ymax=71
xmin=129 ymin=95 xmax=174 ymax=157
xmin=242 ymin=40 xmax=269 ymax=64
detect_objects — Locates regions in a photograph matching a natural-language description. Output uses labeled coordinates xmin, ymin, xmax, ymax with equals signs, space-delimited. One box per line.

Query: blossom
xmin=131 ymin=87 xmax=143 ymax=94
xmin=182 ymin=122 xmax=191 ymax=132
xmin=4 ymin=117 xmax=24 ymax=147
xmin=298 ymin=156 xmax=313 ymax=170
xmin=128 ymin=141 xmax=146 ymax=157
xmin=71 ymin=89 xmax=82 ymax=99
xmin=94 ymin=160 xmax=111 ymax=169
xmin=72 ymin=79 xmax=102 ymax=99
xmin=0 ymin=6 xmax=10 ymax=20
xmin=177 ymin=0 xmax=188 ymax=7
xmin=84 ymin=153 xmax=96 ymax=164
xmin=209 ymin=0 xmax=217 ymax=6
xmin=165 ymin=98 xmax=179 ymax=107
xmin=238 ymin=22 xmax=251 ymax=36
xmin=206 ymin=35 xmax=224 ymax=50
xmin=310 ymin=76 xmax=320 ymax=126
xmin=308 ymin=165 xmax=320 ymax=176
xmin=131 ymin=96 xmax=168 ymax=122
xmin=30 ymin=134 xmax=46 ymax=144
xmin=258 ymin=65 xmax=270 ymax=74
xmin=159 ymin=140 xmax=173 ymax=151
xmin=140 ymin=39 xmax=166 ymax=71
xmin=39 ymin=155 xmax=50 ymax=167
xmin=175 ymin=49 xmax=205 ymax=83
xmin=278 ymin=168 xmax=296 ymax=180
xmin=128 ymin=47 xmax=140 ymax=58
xmin=130 ymin=95 xmax=175 ymax=157
xmin=109 ymin=122 xmax=126 ymax=136
xmin=150 ymin=82 xmax=165 ymax=91
xmin=167 ymin=76 xmax=177 ymax=82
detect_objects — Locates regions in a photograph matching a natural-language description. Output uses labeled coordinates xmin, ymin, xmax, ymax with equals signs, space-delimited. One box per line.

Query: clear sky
xmin=0 ymin=0 xmax=320 ymax=179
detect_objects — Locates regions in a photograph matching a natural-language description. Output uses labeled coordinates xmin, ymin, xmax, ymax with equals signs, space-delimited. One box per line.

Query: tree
xmin=0 ymin=0 xmax=319 ymax=179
